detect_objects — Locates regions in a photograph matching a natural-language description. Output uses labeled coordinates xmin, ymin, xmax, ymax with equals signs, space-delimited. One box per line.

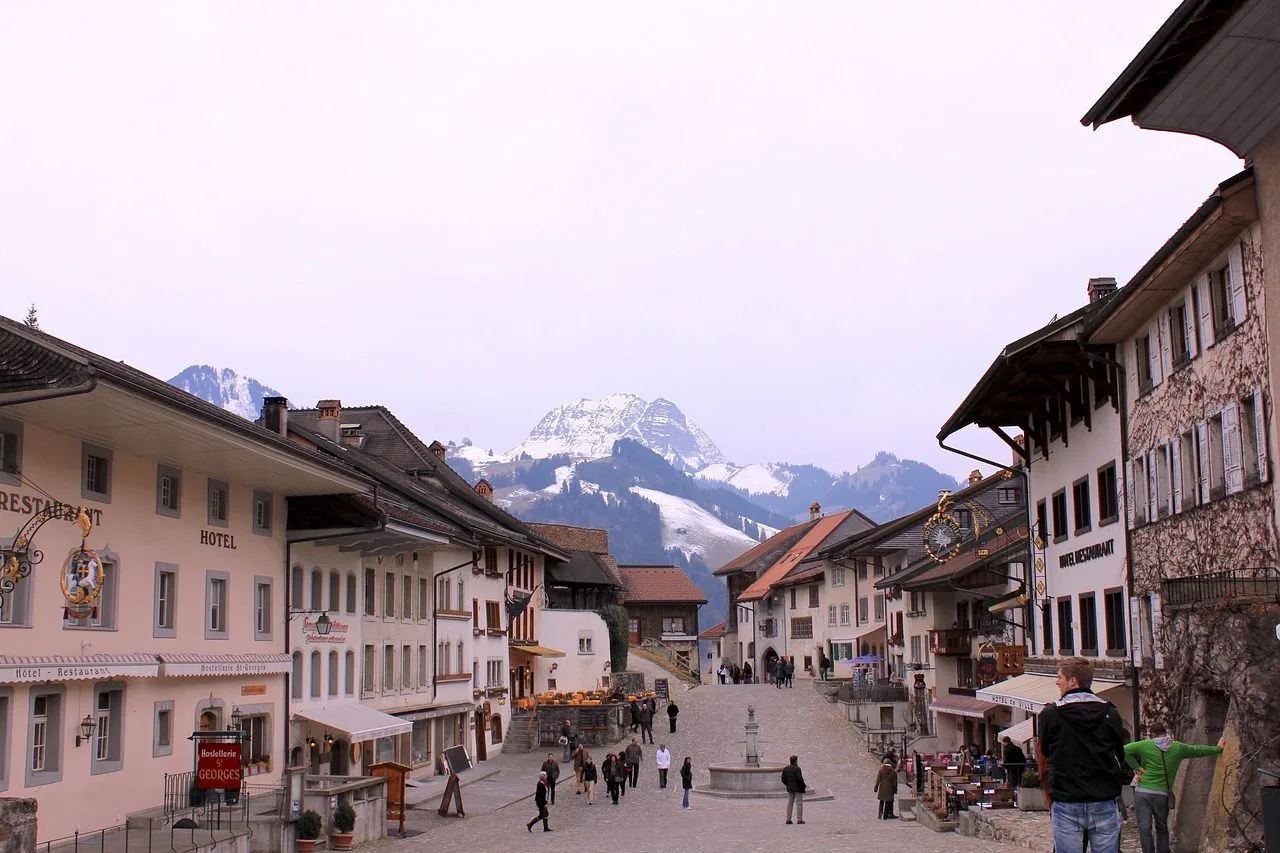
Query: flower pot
xmin=297 ymin=840 xmax=318 ymax=853
xmin=332 ymin=833 xmax=354 ymax=851
xmin=1017 ymin=787 xmax=1046 ymax=811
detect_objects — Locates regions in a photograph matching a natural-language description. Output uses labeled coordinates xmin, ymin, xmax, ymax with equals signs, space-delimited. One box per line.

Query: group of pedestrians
xmin=715 ymin=661 xmax=753 ymax=683
xmin=770 ymin=656 xmax=796 ymax=688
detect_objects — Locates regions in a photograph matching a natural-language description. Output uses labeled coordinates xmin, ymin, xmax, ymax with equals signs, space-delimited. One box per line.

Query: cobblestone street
xmin=388 ymin=679 xmax=1026 ymax=853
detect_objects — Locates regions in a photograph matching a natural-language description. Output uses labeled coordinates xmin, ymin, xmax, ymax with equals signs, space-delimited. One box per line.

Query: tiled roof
xmin=698 ymin=621 xmax=727 ymax=640
xmin=618 ymin=566 xmax=708 ymax=604
xmin=738 ymin=510 xmax=862 ymax=603
xmin=529 ymin=523 xmax=610 ymax=555
xmin=713 ymin=520 xmax=818 ymax=576
xmin=0 ymin=329 xmax=96 ymax=398
xmin=549 ymin=550 xmax=624 ymax=587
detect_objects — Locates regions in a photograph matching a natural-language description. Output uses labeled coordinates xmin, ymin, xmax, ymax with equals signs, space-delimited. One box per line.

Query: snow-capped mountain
xmin=695 ymin=461 xmax=795 ymax=496
xmin=507 ymin=394 xmax=724 ymax=471
xmin=168 ymin=365 xmax=284 ymax=420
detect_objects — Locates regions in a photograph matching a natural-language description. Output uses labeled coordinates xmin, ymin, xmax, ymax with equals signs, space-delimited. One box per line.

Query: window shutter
xmin=1185 ymin=286 xmax=1199 ymax=359
xmin=1197 ymin=423 xmax=1211 ymax=504
xmin=1147 ymin=449 xmax=1158 ymax=521
xmin=1229 ymin=241 xmax=1246 ymax=325
xmin=1197 ymin=276 xmax=1216 ymax=348
xmin=1128 ymin=597 xmax=1142 ymax=668
xmin=1159 ymin=314 xmax=1174 ymax=377
xmin=1150 ymin=592 xmax=1164 ymax=670
xmin=1125 ymin=460 xmax=1136 ymax=529
xmin=1170 ymin=438 xmax=1182 ymax=513
xmin=1254 ymin=387 xmax=1269 ymax=484
xmin=1224 ymin=403 xmax=1243 ymax=494
xmin=1127 ymin=345 xmax=1139 ymax=403
xmin=1149 ymin=322 xmax=1164 ymax=386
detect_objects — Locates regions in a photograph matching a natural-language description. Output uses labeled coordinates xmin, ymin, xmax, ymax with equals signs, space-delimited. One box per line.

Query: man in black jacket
xmin=526 ymin=771 xmax=552 ymax=833
xmin=1038 ymin=657 xmax=1126 ymax=853
xmin=780 ymin=755 xmax=807 ymax=825
xmin=1001 ymin=737 xmax=1027 ymax=788
xmin=667 ymin=700 xmax=680 ymax=733
xmin=540 ymin=754 xmax=560 ymax=804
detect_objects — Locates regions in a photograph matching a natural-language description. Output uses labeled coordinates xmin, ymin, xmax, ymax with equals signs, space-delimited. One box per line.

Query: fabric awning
xmin=1000 ymin=717 xmax=1036 ymax=744
xmin=977 ymin=673 xmax=1062 ymax=712
xmin=0 ymin=654 xmax=160 ymax=683
xmin=852 ymin=623 xmax=886 ymax=640
xmin=294 ymin=704 xmax=413 ymax=742
xmin=397 ymin=702 xmax=476 ymax=722
xmin=510 ymin=644 xmax=565 ymax=658
xmin=930 ymin=694 xmax=1000 ymax=719
xmin=159 ymin=653 xmax=291 ymax=677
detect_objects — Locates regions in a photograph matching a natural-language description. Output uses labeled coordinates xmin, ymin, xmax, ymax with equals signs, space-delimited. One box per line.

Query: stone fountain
xmin=695 ymin=705 xmax=834 ymax=801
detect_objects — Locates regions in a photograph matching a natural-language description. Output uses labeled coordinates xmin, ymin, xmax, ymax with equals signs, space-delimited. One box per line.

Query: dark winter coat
xmin=535 ymin=779 xmax=549 ymax=808
xmin=667 ymin=702 xmax=679 ymax=719
xmin=780 ymin=761 xmax=806 ymax=794
xmin=541 ymin=758 xmax=560 ymax=781
xmin=680 ymin=762 xmax=693 ymax=790
xmin=1038 ymin=689 xmax=1127 ymax=804
xmin=1003 ymin=742 xmax=1027 ymax=769
xmin=624 ymin=743 xmax=643 ymax=765
xmin=874 ymin=764 xmax=898 ymax=802
xmin=582 ymin=761 xmax=598 ymax=783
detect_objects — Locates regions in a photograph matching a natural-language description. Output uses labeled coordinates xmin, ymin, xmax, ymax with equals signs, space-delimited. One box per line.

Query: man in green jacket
xmin=1124 ymin=722 xmax=1225 ymax=853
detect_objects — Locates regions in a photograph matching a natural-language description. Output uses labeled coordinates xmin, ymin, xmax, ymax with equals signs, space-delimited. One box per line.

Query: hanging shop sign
xmin=61 ymin=547 xmax=106 ymax=619
xmin=301 ymin=615 xmax=349 ymax=643
xmin=196 ymin=741 xmax=243 ymax=790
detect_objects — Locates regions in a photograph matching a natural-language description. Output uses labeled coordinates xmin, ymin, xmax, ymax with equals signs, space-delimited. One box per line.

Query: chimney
xmin=968 ymin=469 xmax=983 ymax=486
xmin=316 ymin=400 xmax=341 ymax=443
xmin=809 ymin=502 xmax=822 ymax=521
xmin=475 ymin=479 xmax=494 ymax=501
xmin=262 ymin=396 xmax=289 ymax=437
xmin=340 ymin=425 xmax=365 ymax=449
xmin=1013 ymin=433 xmax=1026 ymax=468
xmin=1087 ymin=277 xmax=1117 ymax=303
xmin=428 ymin=441 xmax=447 ymax=461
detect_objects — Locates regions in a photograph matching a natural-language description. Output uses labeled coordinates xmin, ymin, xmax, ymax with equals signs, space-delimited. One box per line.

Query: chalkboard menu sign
xmin=442 ymin=745 xmax=472 ymax=774
xmin=654 ymin=678 xmax=670 ymax=700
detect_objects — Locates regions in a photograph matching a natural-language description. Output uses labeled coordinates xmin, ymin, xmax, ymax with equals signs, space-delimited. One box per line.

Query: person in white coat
xmin=655 ymin=744 xmax=673 ymax=788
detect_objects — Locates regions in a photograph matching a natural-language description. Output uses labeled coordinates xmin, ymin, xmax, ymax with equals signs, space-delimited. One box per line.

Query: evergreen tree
xmin=23 ymin=304 xmax=39 ymax=329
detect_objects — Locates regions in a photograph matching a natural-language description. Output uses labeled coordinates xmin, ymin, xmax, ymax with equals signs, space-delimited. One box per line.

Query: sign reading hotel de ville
xmin=0 ymin=492 xmax=104 ymax=527
xmin=301 ymin=615 xmax=349 ymax=643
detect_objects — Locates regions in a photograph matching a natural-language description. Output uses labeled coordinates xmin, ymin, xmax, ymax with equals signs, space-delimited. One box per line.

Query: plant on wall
xmin=596 ymin=604 xmax=630 ymax=672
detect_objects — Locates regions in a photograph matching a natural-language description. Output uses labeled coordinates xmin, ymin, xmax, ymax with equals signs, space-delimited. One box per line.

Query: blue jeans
xmin=1051 ymin=800 xmax=1121 ymax=853
xmin=682 ymin=788 xmax=690 ymax=808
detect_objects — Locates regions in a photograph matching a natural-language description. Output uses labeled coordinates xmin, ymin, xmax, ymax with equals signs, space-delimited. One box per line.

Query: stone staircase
xmin=503 ymin=710 xmax=537 ymax=753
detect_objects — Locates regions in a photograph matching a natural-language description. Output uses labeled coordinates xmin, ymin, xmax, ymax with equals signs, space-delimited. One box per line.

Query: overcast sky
xmin=0 ymin=3 xmax=1242 ymax=478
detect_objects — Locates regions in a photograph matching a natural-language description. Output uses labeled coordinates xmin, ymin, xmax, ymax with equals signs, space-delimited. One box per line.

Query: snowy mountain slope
xmin=630 ymin=487 xmax=758 ymax=569
xmin=695 ymin=462 xmax=794 ymax=496
xmin=167 ymin=365 xmax=284 ymax=420
xmin=506 ymin=393 xmax=724 ymax=470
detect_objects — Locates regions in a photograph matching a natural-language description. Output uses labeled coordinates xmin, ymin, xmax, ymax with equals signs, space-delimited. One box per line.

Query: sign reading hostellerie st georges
xmin=197 ymin=741 xmax=243 ymax=790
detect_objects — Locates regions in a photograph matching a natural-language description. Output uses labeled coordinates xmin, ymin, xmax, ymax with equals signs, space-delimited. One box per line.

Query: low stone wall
xmin=0 ymin=800 xmax=36 ymax=853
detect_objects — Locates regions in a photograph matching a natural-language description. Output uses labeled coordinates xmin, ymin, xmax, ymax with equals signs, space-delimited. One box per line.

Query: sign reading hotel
xmin=199 ymin=530 xmax=238 ymax=550
xmin=301 ymin=615 xmax=349 ymax=643
xmin=196 ymin=741 xmax=243 ymax=790
xmin=1058 ymin=538 xmax=1115 ymax=569
xmin=0 ymin=492 xmax=104 ymax=527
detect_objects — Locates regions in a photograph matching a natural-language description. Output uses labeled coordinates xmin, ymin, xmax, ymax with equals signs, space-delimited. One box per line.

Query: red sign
xmin=197 ymin=741 xmax=243 ymax=790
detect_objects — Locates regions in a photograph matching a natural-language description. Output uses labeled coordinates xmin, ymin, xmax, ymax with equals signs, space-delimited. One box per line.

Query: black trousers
xmin=878 ymin=800 xmax=896 ymax=819
xmin=659 ymin=768 xmax=669 ymax=788
xmin=527 ymin=805 xmax=549 ymax=830
xmin=669 ymin=717 xmax=677 ymax=733
xmin=608 ymin=782 xmax=619 ymax=804
xmin=629 ymin=762 xmax=640 ymax=786
xmin=641 ymin=725 xmax=654 ymax=744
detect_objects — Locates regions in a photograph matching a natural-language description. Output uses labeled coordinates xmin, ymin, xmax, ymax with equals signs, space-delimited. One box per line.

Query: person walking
xmin=680 ymin=756 xmax=694 ymax=810
xmin=1002 ymin=736 xmax=1027 ymax=789
xmin=581 ymin=753 xmax=598 ymax=805
xmin=781 ymin=754 xmax=807 ymax=825
xmin=572 ymin=743 xmax=585 ymax=795
xmin=526 ymin=771 xmax=552 ymax=832
xmin=629 ymin=699 xmax=641 ymax=733
xmin=540 ymin=753 xmax=560 ymax=804
xmin=717 ymin=664 xmax=726 ymax=685
xmin=559 ymin=719 xmax=574 ymax=762
xmin=639 ymin=705 xmax=655 ymax=745
xmin=625 ymin=738 xmax=643 ymax=787
xmin=656 ymin=743 xmax=672 ymax=788
xmin=785 ymin=656 xmax=795 ymax=688
xmin=775 ymin=657 xmax=785 ymax=689
xmin=1125 ymin=722 xmax=1225 ymax=853
xmin=1039 ymin=657 xmax=1127 ymax=853
xmin=603 ymin=753 xmax=621 ymax=805
xmin=742 ymin=661 xmax=753 ymax=683
xmin=667 ymin=700 xmax=680 ymax=733
xmin=874 ymin=758 xmax=899 ymax=819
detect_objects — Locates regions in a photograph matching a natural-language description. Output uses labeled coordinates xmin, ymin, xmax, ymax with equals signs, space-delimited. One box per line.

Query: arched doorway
xmin=761 ymin=647 xmax=780 ymax=683
xmin=199 ymin=710 xmax=219 ymax=732
xmin=490 ymin=715 xmax=503 ymax=744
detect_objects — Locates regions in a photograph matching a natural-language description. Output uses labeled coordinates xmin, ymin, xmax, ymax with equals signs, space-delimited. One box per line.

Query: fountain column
xmin=744 ymin=705 xmax=760 ymax=767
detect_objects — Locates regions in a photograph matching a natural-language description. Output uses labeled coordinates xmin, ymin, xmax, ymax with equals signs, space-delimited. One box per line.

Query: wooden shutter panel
xmin=1255 ymin=387 xmax=1269 ymax=484
xmin=1151 ymin=592 xmax=1164 ymax=670
xmin=1147 ymin=449 xmax=1158 ymax=521
xmin=1125 ymin=460 xmax=1136 ymax=529
xmin=1171 ymin=438 xmax=1182 ymax=514
xmin=1127 ymin=343 xmax=1140 ymax=403
xmin=1229 ymin=241 xmax=1247 ymax=325
xmin=1128 ymin=597 xmax=1142 ymax=668
xmin=1197 ymin=423 xmax=1211 ymax=504
xmin=1224 ymin=403 xmax=1243 ymax=494
xmin=1159 ymin=314 xmax=1174 ymax=377
xmin=1185 ymin=286 xmax=1199 ymax=359
xmin=1197 ymin=276 xmax=1216 ymax=348
xmin=1149 ymin=323 xmax=1164 ymax=386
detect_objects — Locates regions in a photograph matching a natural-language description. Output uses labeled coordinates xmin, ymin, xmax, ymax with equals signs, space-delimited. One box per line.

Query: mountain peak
xmin=506 ymin=394 xmax=725 ymax=470
xmin=167 ymin=365 xmax=284 ymax=420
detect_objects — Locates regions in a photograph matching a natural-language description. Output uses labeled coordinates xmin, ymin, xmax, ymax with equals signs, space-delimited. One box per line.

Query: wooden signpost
xmin=438 ymin=773 xmax=465 ymax=817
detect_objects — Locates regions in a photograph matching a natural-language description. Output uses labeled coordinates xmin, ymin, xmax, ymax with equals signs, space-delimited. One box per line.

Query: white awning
xmin=1000 ymin=717 xmax=1036 ymax=744
xmin=977 ymin=673 xmax=1061 ymax=713
xmin=397 ymin=702 xmax=476 ymax=722
xmin=159 ymin=653 xmax=291 ymax=677
xmin=0 ymin=654 xmax=160 ymax=683
xmin=853 ymin=623 xmax=886 ymax=640
xmin=294 ymin=705 xmax=413 ymax=743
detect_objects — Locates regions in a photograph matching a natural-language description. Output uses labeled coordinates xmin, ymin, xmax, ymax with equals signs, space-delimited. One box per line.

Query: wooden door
xmin=628 ymin=618 xmax=640 ymax=644
xmin=474 ymin=710 xmax=487 ymax=762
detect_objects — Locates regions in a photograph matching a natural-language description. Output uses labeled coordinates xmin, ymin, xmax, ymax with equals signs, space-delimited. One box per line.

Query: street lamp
xmin=288 ymin=609 xmax=333 ymax=635
xmin=76 ymin=714 xmax=97 ymax=747
xmin=230 ymin=707 xmax=243 ymax=731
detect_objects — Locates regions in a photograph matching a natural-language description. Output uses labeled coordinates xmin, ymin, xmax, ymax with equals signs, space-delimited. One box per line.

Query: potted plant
xmin=296 ymin=809 xmax=322 ymax=853
xmin=331 ymin=801 xmax=356 ymax=851
xmin=1017 ymin=768 xmax=1046 ymax=811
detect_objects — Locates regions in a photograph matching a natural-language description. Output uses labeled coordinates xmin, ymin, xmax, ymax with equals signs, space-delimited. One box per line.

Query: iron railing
xmin=39 ymin=806 xmax=251 ymax=853
xmin=1163 ymin=567 xmax=1280 ymax=609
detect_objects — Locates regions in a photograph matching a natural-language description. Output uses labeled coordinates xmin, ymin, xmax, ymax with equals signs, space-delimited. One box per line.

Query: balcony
xmin=1163 ymin=568 xmax=1280 ymax=610
xmin=929 ymin=628 xmax=972 ymax=656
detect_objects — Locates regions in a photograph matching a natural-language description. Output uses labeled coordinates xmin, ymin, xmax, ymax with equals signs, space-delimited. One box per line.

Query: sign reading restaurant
xmin=0 ymin=659 xmax=159 ymax=683
xmin=1058 ymin=538 xmax=1115 ymax=569
xmin=0 ymin=492 xmax=104 ymax=527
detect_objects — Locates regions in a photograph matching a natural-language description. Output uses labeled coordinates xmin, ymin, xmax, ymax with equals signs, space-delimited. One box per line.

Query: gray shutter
xmin=1147 ymin=449 xmax=1158 ymax=521
xmin=1224 ymin=403 xmax=1243 ymax=494
xmin=1127 ymin=343 xmax=1140 ymax=403
xmin=1197 ymin=423 xmax=1211 ymax=504
xmin=1197 ymin=276 xmax=1216 ymax=348
xmin=1170 ymin=438 xmax=1182 ymax=513
xmin=1229 ymin=242 xmax=1246 ymax=325
xmin=1128 ymin=597 xmax=1142 ymax=668
xmin=1125 ymin=460 xmax=1136 ymax=529
xmin=1185 ymin=286 xmax=1199 ymax=360
xmin=1151 ymin=592 xmax=1164 ymax=670
xmin=1255 ymin=387 xmax=1269 ymax=484
xmin=1149 ymin=322 xmax=1164 ymax=386
xmin=1159 ymin=314 xmax=1173 ymax=377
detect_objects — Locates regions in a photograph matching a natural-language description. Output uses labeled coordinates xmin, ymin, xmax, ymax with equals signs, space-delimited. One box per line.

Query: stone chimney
xmin=340 ymin=425 xmax=365 ymax=449
xmin=262 ymin=396 xmax=288 ymax=437
xmin=475 ymin=479 xmax=494 ymax=501
xmin=428 ymin=441 xmax=447 ymax=461
xmin=968 ymin=469 xmax=983 ymax=486
xmin=316 ymin=400 xmax=341 ymax=443
xmin=1087 ymin=276 xmax=1118 ymax=303
xmin=809 ymin=502 xmax=822 ymax=521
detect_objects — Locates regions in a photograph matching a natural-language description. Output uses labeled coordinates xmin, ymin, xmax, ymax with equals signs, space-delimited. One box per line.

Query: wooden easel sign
xmin=438 ymin=773 xmax=465 ymax=817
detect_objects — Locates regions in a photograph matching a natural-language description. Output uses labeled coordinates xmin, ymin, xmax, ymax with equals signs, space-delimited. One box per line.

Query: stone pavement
xmin=379 ymin=678 xmax=1049 ymax=853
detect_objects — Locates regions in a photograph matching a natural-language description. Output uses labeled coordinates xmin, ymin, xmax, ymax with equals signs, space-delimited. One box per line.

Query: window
xmin=828 ymin=604 xmax=837 ymax=627
xmin=418 ymin=578 xmax=428 ymax=619
xmin=82 ymin=444 xmax=112 ymax=502
xmin=328 ymin=650 xmax=339 ymax=698
xmin=64 ymin=553 xmax=118 ymax=630
xmin=486 ymin=659 xmax=503 ymax=688
xmin=291 ymin=565 xmax=304 ymax=609
xmin=383 ymin=645 xmax=395 ymax=691
xmin=858 ymin=597 xmax=869 ymax=624
xmin=328 ymin=573 xmax=341 ymax=613
xmin=790 ymin=616 xmax=813 ymax=639
xmin=1170 ymin=301 xmax=1191 ymax=366
xmin=839 ymin=603 xmax=850 ymax=626
xmin=1041 ymin=604 xmax=1054 ymax=655
xmin=909 ymin=635 xmax=922 ymax=665
xmin=0 ymin=416 xmax=22 ymax=487
xmin=661 ymin=617 xmax=685 ymax=634
xmin=436 ymin=577 xmax=451 ymax=612
xmin=91 ymin=684 xmax=124 ymax=774
xmin=789 ymin=588 xmax=797 ymax=610
xmin=1207 ymin=414 xmax=1226 ymax=500
xmin=808 ymin=586 xmax=820 ymax=608
xmin=1135 ymin=334 xmax=1153 ymax=393
xmin=1103 ymin=589 xmax=1126 ymax=656
xmin=856 ymin=560 xmax=868 ymax=581
xmin=831 ymin=565 xmax=845 ymax=587
xmin=1241 ymin=392 xmax=1263 ymax=487
xmin=207 ymin=479 xmax=229 ymax=527
xmin=291 ymin=651 xmax=303 ymax=699
xmin=362 ymin=645 xmax=375 ymax=693
xmin=156 ymin=465 xmax=182 ymax=517
xmin=997 ymin=486 xmax=1020 ymax=505
xmin=874 ymin=593 xmax=885 ymax=621
xmin=418 ymin=646 xmax=428 ymax=688
xmin=1072 ymin=476 xmax=1091 ymax=533
xmin=205 ymin=572 xmax=229 ymax=639
xmin=310 ymin=651 xmax=321 ymax=698
xmin=28 ymin=689 xmax=63 ymax=786
xmin=154 ymin=563 xmax=177 ymax=638
xmin=308 ymin=568 xmax=322 ymax=612
xmin=1057 ymin=598 xmax=1074 ymax=652
xmin=472 ymin=657 xmax=480 ymax=688
xmin=456 ymin=579 xmax=465 ymax=612
xmin=1209 ymin=263 xmax=1235 ymax=335
xmin=402 ymin=645 xmax=412 ymax=690
xmin=244 ymin=714 xmax=269 ymax=768
xmin=1179 ymin=431 xmax=1201 ymax=509
xmin=251 ymin=491 xmax=273 ymax=535
xmin=455 ymin=642 xmax=464 ymax=675
xmin=384 ymin=572 xmax=395 ymax=617
xmin=1155 ymin=444 xmax=1171 ymax=518
xmin=254 ymin=578 xmax=273 ymax=641
xmin=1051 ymin=489 xmax=1069 ymax=542
xmin=364 ymin=569 xmax=376 ymax=616
xmin=345 ymin=573 xmax=357 ymax=614
xmin=344 ymin=650 xmax=355 ymax=696
xmin=153 ymin=701 xmax=174 ymax=757
xmin=0 ymin=539 xmax=31 ymax=627
xmin=874 ymin=558 xmax=885 ymax=576
xmin=955 ymin=509 xmax=972 ymax=531
xmin=1078 ymin=594 xmax=1098 ymax=656
xmin=486 ymin=600 xmax=501 ymax=631
xmin=578 ymin=632 xmax=593 ymax=654
xmin=1131 ymin=455 xmax=1149 ymax=526
xmin=1035 ymin=500 xmax=1048 ymax=543
xmin=403 ymin=576 xmax=414 ymax=619
xmin=1097 ymin=463 xmax=1119 ymax=525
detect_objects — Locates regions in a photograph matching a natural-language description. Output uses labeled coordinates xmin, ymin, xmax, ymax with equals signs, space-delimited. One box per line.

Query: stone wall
xmin=0 ymin=800 xmax=36 ymax=853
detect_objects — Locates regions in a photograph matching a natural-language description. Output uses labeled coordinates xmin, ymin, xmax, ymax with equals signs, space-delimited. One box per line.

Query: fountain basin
xmin=695 ymin=765 xmax=835 ymax=801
